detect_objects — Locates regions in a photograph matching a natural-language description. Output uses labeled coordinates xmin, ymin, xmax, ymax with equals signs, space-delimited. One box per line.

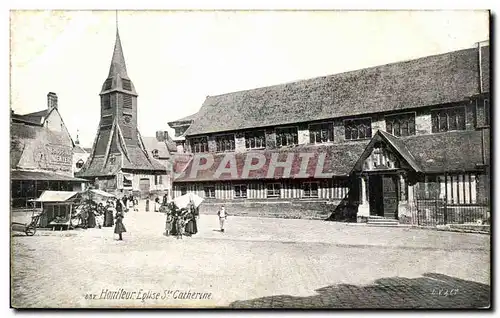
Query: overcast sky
xmin=10 ymin=10 xmax=489 ymax=148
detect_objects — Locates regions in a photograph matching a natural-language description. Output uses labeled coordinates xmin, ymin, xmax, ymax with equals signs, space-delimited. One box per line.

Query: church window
xmin=122 ymin=79 xmax=132 ymax=91
xmin=123 ymin=94 xmax=132 ymax=109
xmin=101 ymin=95 xmax=111 ymax=109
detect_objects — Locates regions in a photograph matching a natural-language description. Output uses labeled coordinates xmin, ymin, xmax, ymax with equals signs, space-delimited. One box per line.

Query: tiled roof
xmin=12 ymin=109 xmax=50 ymax=126
xmin=174 ymin=142 xmax=367 ymax=182
xmin=168 ymin=113 xmax=198 ymax=125
xmin=404 ymin=130 xmax=485 ymax=173
xmin=142 ymin=136 xmax=171 ymax=159
xmin=186 ymin=46 xmax=489 ymax=136
xmin=10 ymin=123 xmax=73 ymax=175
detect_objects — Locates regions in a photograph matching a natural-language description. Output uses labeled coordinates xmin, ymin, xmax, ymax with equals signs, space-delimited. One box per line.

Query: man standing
xmin=217 ymin=205 xmax=227 ymax=232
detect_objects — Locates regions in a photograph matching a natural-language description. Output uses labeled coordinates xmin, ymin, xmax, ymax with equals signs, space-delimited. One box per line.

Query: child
xmin=217 ymin=205 xmax=227 ymax=232
xmin=165 ymin=211 xmax=173 ymax=236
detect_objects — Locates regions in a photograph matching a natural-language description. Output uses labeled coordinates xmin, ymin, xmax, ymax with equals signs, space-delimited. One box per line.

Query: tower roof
xmin=108 ymin=30 xmax=128 ymax=79
xmin=100 ymin=28 xmax=137 ymax=96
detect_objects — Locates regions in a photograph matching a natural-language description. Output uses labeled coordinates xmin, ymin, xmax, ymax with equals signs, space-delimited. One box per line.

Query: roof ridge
xmin=205 ymin=46 xmax=482 ymax=99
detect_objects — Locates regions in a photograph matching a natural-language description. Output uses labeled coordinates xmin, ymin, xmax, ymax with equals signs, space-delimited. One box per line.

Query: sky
xmin=10 ymin=10 xmax=489 ymax=148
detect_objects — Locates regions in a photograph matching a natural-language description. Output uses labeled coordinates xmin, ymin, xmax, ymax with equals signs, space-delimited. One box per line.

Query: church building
xmin=76 ymin=28 xmax=168 ymax=198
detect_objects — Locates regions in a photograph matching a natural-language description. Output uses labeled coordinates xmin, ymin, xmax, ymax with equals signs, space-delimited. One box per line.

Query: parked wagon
xmin=11 ymin=208 xmax=42 ymax=236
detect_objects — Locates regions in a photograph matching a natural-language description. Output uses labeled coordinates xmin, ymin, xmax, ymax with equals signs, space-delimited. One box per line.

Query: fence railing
xmin=413 ymin=199 xmax=490 ymax=226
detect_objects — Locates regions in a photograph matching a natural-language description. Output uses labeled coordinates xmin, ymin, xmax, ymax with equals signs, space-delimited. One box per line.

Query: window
xmin=75 ymin=159 xmax=85 ymax=169
xmin=385 ymin=113 xmax=416 ymax=137
xmin=191 ymin=137 xmax=208 ymax=153
xmin=123 ymin=175 xmax=132 ymax=188
xmin=123 ymin=94 xmax=132 ymax=109
xmin=11 ymin=180 xmax=37 ymax=208
xmin=204 ymin=186 xmax=216 ymax=198
xmin=245 ymin=130 xmax=266 ymax=149
xmin=276 ymin=127 xmax=298 ymax=147
xmin=266 ymin=183 xmax=281 ymax=197
xmin=309 ymin=122 xmax=334 ymax=144
xmin=122 ymin=79 xmax=132 ymax=91
xmin=303 ymin=182 xmax=319 ymax=198
xmin=154 ymin=175 xmax=163 ymax=185
xmin=216 ymin=134 xmax=235 ymax=152
xmin=431 ymin=106 xmax=466 ymax=133
xmin=234 ymin=185 xmax=247 ymax=198
xmin=476 ymin=97 xmax=490 ymax=128
xmin=101 ymin=95 xmax=111 ymax=109
xmin=152 ymin=149 xmax=159 ymax=159
xmin=180 ymin=186 xmax=187 ymax=195
xmin=344 ymin=118 xmax=372 ymax=140
xmin=104 ymin=78 xmax=112 ymax=90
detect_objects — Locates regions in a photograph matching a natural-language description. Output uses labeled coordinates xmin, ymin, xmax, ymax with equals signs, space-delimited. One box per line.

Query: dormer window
xmin=122 ymin=79 xmax=132 ymax=91
xmin=152 ymin=149 xmax=159 ymax=159
xmin=104 ymin=78 xmax=112 ymax=90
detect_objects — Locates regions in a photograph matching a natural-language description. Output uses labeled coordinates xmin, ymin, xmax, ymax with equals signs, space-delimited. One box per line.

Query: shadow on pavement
xmin=229 ymin=273 xmax=490 ymax=309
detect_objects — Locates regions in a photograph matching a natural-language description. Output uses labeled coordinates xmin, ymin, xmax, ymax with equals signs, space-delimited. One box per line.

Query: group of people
xmin=145 ymin=194 xmax=169 ymax=212
xmin=164 ymin=201 xmax=199 ymax=239
xmin=76 ymin=192 xmax=229 ymax=241
xmin=122 ymin=195 xmax=139 ymax=212
xmin=76 ymin=197 xmax=127 ymax=240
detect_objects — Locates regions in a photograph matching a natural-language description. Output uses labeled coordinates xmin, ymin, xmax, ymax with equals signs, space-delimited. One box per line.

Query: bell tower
xmin=94 ymin=28 xmax=139 ymax=156
xmin=76 ymin=14 xmax=165 ymax=182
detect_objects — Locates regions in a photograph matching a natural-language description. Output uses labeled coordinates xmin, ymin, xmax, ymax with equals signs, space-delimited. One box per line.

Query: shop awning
xmin=11 ymin=170 xmax=89 ymax=182
xmin=32 ymin=191 xmax=79 ymax=202
xmin=123 ymin=175 xmax=133 ymax=181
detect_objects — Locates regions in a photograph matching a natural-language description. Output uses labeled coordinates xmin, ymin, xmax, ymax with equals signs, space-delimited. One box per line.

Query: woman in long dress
xmin=184 ymin=204 xmax=198 ymax=235
xmin=114 ymin=210 xmax=127 ymax=240
xmin=105 ymin=201 xmax=115 ymax=227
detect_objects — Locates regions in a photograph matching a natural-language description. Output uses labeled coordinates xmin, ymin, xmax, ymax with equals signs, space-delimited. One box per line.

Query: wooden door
xmin=382 ymin=176 xmax=398 ymax=219
xmin=139 ymin=178 xmax=150 ymax=195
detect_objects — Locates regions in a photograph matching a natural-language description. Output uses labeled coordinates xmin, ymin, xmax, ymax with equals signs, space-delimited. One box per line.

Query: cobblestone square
xmin=11 ymin=211 xmax=490 ymax=309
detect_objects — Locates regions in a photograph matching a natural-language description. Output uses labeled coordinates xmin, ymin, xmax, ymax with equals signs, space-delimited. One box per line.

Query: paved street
xmin=11 ymin=210 xmax=490 ymax=309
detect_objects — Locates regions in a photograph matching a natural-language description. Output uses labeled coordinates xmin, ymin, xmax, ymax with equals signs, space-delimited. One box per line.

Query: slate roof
xmin=168 ymin=113 xmax=198 ymax=126
xmin=186 ymin=46 xmax=489 ymax=136
xmin=173 ymin=130 xmax=486 ymax=182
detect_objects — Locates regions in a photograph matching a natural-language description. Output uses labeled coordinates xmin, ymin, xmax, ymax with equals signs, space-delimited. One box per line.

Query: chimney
xmin=47 ymin=92 xmax=58 ymax=109
xmin=156 ymin=131 xmax=165 ymax=142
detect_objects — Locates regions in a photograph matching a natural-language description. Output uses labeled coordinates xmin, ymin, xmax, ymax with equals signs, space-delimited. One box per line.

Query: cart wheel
xmin=25 ymin=227 xmax=36 ymax=236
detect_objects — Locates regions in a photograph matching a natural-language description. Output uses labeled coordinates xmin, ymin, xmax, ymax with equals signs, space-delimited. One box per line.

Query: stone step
xmin=366 ymin=223 xmax=401 ymax=227
xmin=367 ymin=218 xmax=398 ymax=223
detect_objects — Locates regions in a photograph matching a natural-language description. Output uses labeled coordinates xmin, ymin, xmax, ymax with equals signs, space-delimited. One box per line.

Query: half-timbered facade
xmin=172 ymin=42 xmax=490 ymax=222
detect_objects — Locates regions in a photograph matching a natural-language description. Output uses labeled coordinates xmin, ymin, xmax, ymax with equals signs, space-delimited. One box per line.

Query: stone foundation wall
xmin=198 ymin=199 xmax=354 ymax=220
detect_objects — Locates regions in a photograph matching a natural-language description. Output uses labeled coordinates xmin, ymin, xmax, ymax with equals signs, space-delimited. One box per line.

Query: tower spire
xmin=107 ymin=10 xmax=128 ymax=79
